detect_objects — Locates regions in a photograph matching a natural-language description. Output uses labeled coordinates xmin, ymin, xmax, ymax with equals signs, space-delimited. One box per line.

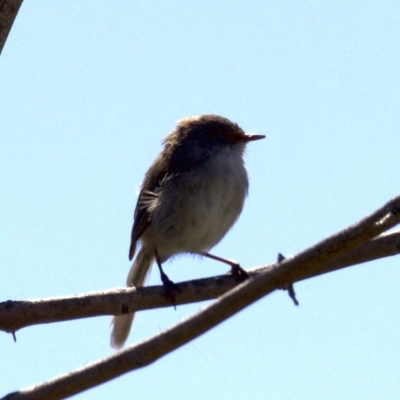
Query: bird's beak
xmin=243 ymin=134 xmax=266 ymax=142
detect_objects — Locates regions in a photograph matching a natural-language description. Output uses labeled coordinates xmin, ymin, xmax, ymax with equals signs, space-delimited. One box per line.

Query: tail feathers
xmin=110 ymin=247 xmax=154 ymax=349
xmin=110 ymin=314 xmax=134 ymax=350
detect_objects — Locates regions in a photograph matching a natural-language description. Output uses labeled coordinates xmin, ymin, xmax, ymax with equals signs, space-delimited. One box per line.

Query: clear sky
xmin=1 ymin=2 xmax=400 ymax=399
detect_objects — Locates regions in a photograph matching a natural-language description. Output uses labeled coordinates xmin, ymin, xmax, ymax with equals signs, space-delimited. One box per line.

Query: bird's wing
xmin=128 ymin=145 xmax=180 ymax=261
xmin=128 ymin=166 xmax=174 ymax=260
xmin=128 ymin=188 xmax=153 ymax=260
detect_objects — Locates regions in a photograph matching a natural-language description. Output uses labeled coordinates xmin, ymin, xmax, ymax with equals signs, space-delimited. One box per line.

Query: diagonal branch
xmin=2 ymin=195 xmax=400 ymax=400
xmin=1 ymin=229 xmax=400 ymax=335
xmin=0 ymin=0 xmax=23 ymax=55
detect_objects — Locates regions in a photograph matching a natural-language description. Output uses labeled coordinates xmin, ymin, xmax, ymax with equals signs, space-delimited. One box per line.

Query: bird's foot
xmin=159 ymin=270 xmax=181 ymax=308
xmin=230 ymin=262 xmax=250 ymax=283
xmin=201 ymin=252 xmax=249 ymax=283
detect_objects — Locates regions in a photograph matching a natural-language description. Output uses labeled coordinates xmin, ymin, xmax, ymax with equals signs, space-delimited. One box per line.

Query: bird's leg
xmin=201 ymin=252 xmax=249 ymax=282
xmin=155 ymin=250 xmax=180 ymax=307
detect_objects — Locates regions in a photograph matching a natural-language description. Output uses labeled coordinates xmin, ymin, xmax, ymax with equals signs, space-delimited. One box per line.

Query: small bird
xmin=110 ymin=114 xmax=265 ymax=349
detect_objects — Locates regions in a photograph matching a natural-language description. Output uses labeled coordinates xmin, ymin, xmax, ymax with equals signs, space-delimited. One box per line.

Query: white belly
xmin=141 ymin=148 xmax=249 ymax=261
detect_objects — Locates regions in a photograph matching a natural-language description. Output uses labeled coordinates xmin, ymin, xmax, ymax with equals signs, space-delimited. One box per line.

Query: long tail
xmin=110 ymin=247 xmax=154 ymax=349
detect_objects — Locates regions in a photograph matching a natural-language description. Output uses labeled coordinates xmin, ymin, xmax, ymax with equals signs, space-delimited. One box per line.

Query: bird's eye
xmin=215 ymin=131 xmax=226 ymax=143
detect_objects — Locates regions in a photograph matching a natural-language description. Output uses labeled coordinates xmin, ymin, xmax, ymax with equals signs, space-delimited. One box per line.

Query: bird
xmin=110 ymin=114 xmax=265 ymax=349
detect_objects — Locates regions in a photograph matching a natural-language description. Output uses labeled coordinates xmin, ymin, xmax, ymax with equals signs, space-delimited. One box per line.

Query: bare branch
xmin=1 ymin=229 xmax=400 ymax=335
xmin=0 ymin=0 xmax=23 ymax=55
xmin=2 ymin=195 xmax=400 ymax=400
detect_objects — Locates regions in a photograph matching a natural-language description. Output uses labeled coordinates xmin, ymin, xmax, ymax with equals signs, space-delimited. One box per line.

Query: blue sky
xmin=1 ymin=2 xmax=400 ymax=399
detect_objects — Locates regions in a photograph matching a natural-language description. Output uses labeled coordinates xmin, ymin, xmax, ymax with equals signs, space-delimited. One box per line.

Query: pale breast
xmin=141 ymin=147 xmax=249 ymax=261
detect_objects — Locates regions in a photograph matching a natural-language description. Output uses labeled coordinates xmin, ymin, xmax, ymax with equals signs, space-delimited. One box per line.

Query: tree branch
xmin=1 ymin=230 xmax=400 ymax=335
xmin=2 ymin=195 xmax=400 ymax=400
xmin=0 ymin=0 xmax=23 ymax=55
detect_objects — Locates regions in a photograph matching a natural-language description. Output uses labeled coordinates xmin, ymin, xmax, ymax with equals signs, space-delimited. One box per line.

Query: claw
xmin=230 ymin=263 xmax=250 ymax=283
